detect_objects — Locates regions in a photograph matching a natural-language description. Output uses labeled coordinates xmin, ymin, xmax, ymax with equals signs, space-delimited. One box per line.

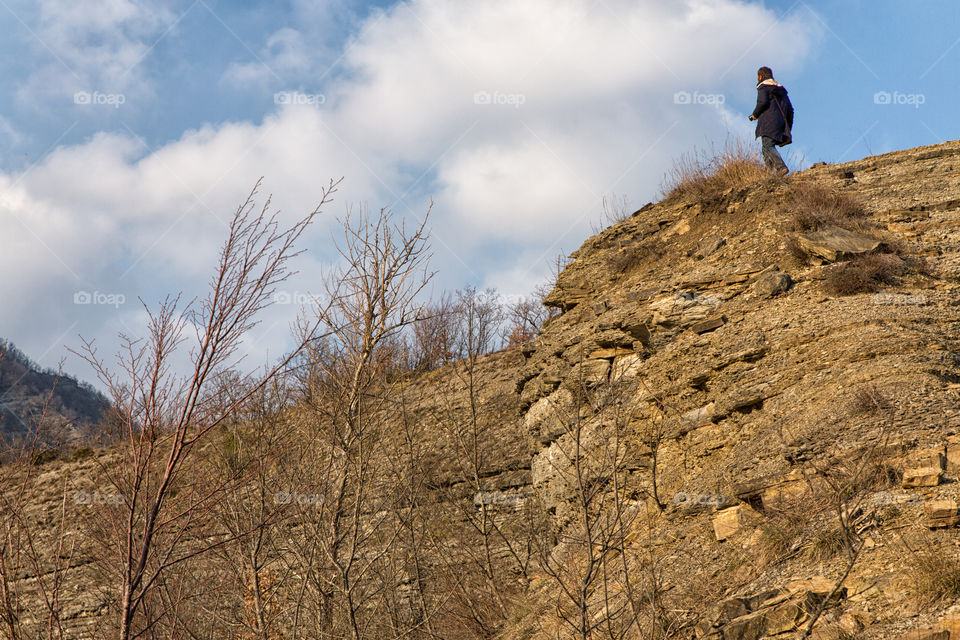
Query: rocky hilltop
xmin=514 ymin=140 xmax=960 ymax=639
xmin=8 ymin=141 xmax=960 ymax=639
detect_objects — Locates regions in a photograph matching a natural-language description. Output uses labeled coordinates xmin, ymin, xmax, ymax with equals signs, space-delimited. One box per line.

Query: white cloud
xmin=222 ymin=27 xmax=312 ymax=87
xmin=323 ymin=0 xmax=819 ymax=286
xmin=0 ymin=115 xmax=25 ymax=147
xmin=221 ymin=0 xmax=363 ymax=90
xmin=12 ymin=0 xmax=177 ymax=108
xmin=1 ymin=0 xmax=821 ymax=380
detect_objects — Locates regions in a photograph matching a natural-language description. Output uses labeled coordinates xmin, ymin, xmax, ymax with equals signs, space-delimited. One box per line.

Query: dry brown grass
xmin=662 ymin=140 xmax=770 ymax=201
xmin=755 ymin=522 xmax=795 ymax=565
xmin=786 ymin=182 xmax=929 ymax=296
xmin=754 ymin=501 xmax=813 ymax=566
xmin=784 ymin=235 xmax=809 ymax=265
xmin=804 ymin=522 xmax=846 ymax=562
xmin=823 ymin=253 xmax=905 ymax=295
xmin=591 ymin=194 xmax=634 ymax=234
xmin=848 ymin=385 xmax=892 ymax=415
xmin=910 ymin=549 xmax=960 ymax=608
xmin=788 ymin=182 xmax=869 ymax=232
xmin=606 ymin=238 xmax=665 ymax=273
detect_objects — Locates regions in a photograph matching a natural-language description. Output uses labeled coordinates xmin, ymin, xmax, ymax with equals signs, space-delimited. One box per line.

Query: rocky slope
xmin=515 ymin=140 xmax=960 ymax=639
xmin=9 ymin=141 xmax=960 ymax=639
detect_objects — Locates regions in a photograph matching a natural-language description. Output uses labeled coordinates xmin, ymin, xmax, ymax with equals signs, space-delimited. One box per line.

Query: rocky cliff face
xmin=513 ymin=141 xmax=960 ymax=639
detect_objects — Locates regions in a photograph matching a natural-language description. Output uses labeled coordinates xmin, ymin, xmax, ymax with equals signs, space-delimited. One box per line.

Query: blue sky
xmin=778 ymin=1 xmax=960 ymax=161
xmin=0 ymin=0 xmax=956 ymax=381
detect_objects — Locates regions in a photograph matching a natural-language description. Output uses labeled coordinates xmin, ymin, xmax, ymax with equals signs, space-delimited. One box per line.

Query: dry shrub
xmin=848 ymin=384 xmax=892 ymax=415
xmin=788 ymin=183 xmax=928 ymax=294
xmin=755 ymin=502 xmax=811 ymax=566
xmin=505 ymin=282 xmax=558 ymax=345
xmin=912 ymin=255 xmax=934 ymax=277
xmin=824 ymin=253 xmax=905 ymax=295
xmin=607 ymin=238 xmax=664 ymax=273
xmin=662 ymin=140 xmax=769 ymax=201
xmin=804 ymin=522 xmax=846 ymax=562
xmin=911 ymin=550 xmax=960 ymax=608
xmin=591 ymin=193 xmax=634 ymax=234
xmin=789 ymin=182 xmax=869 ymax=232
xmin=755 ymin=523 xmax=795 ymax=566
xmin=784 ymin=235 xmax=809 ymax=265
xmin=29 ymin=448 xmax=60 ymax=465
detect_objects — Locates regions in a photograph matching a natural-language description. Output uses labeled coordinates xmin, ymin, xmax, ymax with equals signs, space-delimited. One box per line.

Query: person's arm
xmin=750 ymin=87 xmax=770 ymax=120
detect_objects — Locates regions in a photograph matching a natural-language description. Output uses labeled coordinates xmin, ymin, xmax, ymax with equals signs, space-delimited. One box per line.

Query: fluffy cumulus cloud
xmin=0 ymin=0 xmax=821 ymax=380
xmin=328 ymin=0 xmax=818 ymax=267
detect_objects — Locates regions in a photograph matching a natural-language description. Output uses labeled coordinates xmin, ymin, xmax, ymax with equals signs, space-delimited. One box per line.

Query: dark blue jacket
xmin=752 ymin=81 xmax=793 ymax=143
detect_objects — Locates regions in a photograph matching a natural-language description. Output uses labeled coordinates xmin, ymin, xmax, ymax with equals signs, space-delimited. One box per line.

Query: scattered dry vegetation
xmin=823 ymin=253 xmax=906 ymax=295
xmin=782 ymin=181 xmax=929 ymax=296
xmin=661 ymin=140 xmax=771 ymax=202
xmin=908 ymin=547 xmax=960 ymax=609
xmin=0 ymin=182 xmax=572 ymax=640
xmin=788 ymin=181 xmax=869 ymax=233
xmin=5 ymin=148 xmax=960 ymax=640
xmin=784 ymin=182 xmax=870 ymax=265
xmin=606 ymin=238 xmax=665 ymax=274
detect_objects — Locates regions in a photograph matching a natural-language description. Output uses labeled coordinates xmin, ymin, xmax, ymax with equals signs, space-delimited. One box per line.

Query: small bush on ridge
xmin=824 ymin=253 xmax=905 ymax=295
xmin=662 ymin=140 xmax=770 ymax=201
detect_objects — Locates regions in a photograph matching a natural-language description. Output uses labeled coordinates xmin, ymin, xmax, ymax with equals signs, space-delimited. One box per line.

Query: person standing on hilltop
xmin=749 ymin=66 xmax=793 ymax=177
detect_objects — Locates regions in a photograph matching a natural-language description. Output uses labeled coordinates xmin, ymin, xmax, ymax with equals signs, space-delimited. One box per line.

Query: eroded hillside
xmin=7 ymin=141 xmax=960 ymax=640
xmin=516 ymin=141 xmax=960 ymax=639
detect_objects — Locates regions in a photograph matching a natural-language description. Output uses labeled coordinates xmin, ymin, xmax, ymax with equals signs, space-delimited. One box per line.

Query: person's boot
xmin=776 ymin=166 xmax=789 ymax=177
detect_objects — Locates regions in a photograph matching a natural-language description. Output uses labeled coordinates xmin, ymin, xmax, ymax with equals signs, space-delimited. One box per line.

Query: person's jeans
xmin=761 ymin=136 xmax=788 ymax=173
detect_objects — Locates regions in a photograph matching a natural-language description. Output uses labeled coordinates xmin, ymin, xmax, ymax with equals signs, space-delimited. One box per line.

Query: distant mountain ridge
xmin=0 ymin=339 xmax=108 ymax=447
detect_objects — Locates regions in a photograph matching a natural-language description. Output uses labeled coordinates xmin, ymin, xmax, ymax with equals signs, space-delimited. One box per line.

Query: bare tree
xmin=504 ymin=283 xmax=557 ymax=347
xmin=530 ymin=355 xmax=664 ymax=640
xmin=0 ymin=354 xmax=76 ymax=640
xmin=284 ymin=205 xmax=433 ymax=640
xmin=74 ymin=178 xmax=339 ymax=640
xmin=452 ymin=287 xmax=504 ymax=358
xmin=408 ymin=292 xmax=457 ymax=372
xmin=797 ymin=421 xmax=891 ymax=639
xmin=375 ymin=381 xmax=443 ymax=639
xmin=421 ymin=285 xmax=532 ymax=638
xmin=197 ymin=374 xmax=296 ymax=640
